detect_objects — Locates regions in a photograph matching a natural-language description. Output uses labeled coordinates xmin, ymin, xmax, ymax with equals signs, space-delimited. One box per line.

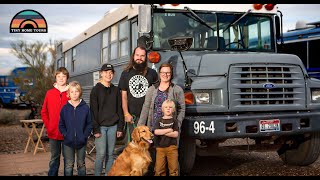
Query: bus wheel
xmin=278 ymin=132 xmax=320 ymax=166
xmin=179 ymin=134 xmax=196 ymax=175
xmin=0 ymin=99 xmax=3 ymax=108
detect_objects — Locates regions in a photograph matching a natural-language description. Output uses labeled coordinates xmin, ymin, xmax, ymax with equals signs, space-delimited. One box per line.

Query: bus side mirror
xmin=275 ymin=15 xmax=281 ymax=40
xmin=137 ymin=35 xmax=153 ymax=50
xmin=138 ymin=5 xmax=152 ymax=33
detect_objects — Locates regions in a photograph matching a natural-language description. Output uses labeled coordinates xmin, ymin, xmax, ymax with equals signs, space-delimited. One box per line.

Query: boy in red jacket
xmin=41 ymin=67 xmax=69 ymax=176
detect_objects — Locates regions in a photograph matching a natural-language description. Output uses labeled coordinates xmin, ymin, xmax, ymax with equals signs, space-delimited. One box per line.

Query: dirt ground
xmin=1 ymin=108 xmax=320 ymax=176
xmin=0 ymin=108 xmax=49 ymax=153
xmin=0 ymin=124 xmax=50 ymax=154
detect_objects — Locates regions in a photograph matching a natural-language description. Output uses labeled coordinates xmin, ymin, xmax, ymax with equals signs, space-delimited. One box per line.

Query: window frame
xmin=72 ymin=48 xmax=76 ymax=72
xmin=101 ymin=28 xmax=110 ymax=63
xmin=119 ymin=20 xmax=129 ymax=57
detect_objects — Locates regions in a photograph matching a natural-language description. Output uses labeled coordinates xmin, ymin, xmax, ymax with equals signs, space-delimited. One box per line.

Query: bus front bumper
xmin=183 ymin=111 xmax=320 ymax=139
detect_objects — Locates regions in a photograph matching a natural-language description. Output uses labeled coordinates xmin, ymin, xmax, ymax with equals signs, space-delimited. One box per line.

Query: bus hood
xmin=176 ymin=52 xmax=307 ymax=77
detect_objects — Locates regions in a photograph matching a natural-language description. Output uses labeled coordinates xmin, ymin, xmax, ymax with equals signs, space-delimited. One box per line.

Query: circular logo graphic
xmin=129 ymin=75 xmax=149 ymax=98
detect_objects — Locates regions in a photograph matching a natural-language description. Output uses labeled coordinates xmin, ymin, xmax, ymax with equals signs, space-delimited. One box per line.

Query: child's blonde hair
xmin=67 ymin=81 xmax=82 ymax=98
xmin=161 ymin=99 xmax=176 ymax=112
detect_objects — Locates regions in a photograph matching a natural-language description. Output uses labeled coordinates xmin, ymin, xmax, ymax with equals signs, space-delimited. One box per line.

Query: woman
xmin=137 ymin=62 xmax=185 ymax=176
xmin=138 ymin=62 xmax=185 ymax=131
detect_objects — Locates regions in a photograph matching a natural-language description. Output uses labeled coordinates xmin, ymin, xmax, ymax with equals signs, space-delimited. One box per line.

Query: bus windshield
xmin=153 ymin=11 xmax=275 ymax=52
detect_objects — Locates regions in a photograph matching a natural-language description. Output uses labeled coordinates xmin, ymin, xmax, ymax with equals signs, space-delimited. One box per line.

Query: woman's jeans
xmin=48 ymin=139 xmax=63 ymax=176
xmin=63 ymin=145 xmax=87 ymax=176
xmin=94 ymin=124 xmax=117 ymax=176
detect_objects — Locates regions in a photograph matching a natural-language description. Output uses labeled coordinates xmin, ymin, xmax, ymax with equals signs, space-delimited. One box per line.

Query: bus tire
xmin=179 ymin=134 xmax=196 ymax=175
xmin=279 ymin=132 xmax=320 ymax=166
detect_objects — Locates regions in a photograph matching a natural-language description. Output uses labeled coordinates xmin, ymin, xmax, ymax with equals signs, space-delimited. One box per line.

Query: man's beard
xmin=133 ymin=60 xmax=147 ymax=72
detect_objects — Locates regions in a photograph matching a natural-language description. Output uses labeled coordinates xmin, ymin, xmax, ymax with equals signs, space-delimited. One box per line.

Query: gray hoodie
xmin=138 ymin=83 xmax=185 ymax=130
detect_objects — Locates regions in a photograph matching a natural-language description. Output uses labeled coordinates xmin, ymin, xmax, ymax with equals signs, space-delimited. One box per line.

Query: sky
xmin=0 ymin=4 xmax=320 ymax=75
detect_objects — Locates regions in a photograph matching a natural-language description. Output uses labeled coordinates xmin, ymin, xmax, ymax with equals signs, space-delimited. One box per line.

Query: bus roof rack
xmin=288 ymin=20 xmax=318 ymax=32
xmin=307 ymin=21 xmax=320 ymax=27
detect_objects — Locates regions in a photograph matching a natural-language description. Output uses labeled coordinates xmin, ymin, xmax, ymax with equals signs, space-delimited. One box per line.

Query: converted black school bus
xmin=57 ymin=4 xmax=320 ymax=175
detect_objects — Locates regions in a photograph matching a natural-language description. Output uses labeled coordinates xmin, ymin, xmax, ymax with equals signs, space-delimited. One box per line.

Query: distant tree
xmin=10 ymin=39 xmax=61 ymax=105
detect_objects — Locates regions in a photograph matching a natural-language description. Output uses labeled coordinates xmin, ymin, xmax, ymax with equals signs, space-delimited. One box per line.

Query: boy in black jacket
xmin=90 ymin=64 xmax=124 ymax=176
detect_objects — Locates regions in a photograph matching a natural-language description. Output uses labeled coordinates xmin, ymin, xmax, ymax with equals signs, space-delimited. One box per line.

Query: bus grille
xmin=229 ymin=64 xmax=305 ymax=110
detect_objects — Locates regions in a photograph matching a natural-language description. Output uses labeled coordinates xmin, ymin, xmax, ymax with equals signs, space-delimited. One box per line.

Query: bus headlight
xmin=194 ymin=89 xmax=223 ymax=105
xmin=194 ymin=92 xmax=210 ymax=104
xmin=311 ymin=89 xmax=320 ymax=103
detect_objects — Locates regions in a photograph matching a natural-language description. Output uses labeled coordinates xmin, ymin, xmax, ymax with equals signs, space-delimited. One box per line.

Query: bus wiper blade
xmin=184 ymin=6 xmax=215 ymax=32
xmin=223 ymin=9 xmax=252 ymax=32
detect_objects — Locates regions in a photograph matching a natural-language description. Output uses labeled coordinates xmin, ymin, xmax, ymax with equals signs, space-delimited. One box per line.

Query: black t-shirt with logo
xmin=118 ymin=67 xmax=158 ymax=118
xmin=154 ymin=117 xmax=179 ymax=148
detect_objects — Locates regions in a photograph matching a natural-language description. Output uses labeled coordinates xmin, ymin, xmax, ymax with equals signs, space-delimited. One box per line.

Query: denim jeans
xmin=63 ymin=145 xmax=86 ymax=176
xmin=94 ymin=124 xmax=117 ymax=176
xmin=48 ymin=139 xmax=63 ymax=176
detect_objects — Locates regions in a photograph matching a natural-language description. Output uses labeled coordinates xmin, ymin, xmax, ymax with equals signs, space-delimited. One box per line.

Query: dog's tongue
xmin=147 ymin=139 xmax=153 ymax=144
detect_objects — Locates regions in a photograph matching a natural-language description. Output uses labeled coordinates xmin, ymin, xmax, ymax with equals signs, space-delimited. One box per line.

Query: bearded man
xmin=118 ymin=45 xmax=158 ymax=135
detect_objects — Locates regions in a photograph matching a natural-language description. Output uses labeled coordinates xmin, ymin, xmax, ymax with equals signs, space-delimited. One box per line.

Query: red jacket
xmin=41 ymin=85 xmax=69 ymax=140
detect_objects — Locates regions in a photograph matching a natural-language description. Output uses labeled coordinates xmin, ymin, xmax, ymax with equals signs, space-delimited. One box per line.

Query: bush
xmin=0 ymin=109 xmax=30 ymax=125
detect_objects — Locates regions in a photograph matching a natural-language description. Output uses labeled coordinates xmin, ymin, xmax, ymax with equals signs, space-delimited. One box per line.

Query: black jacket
xmin=90 ymin=83 xmax=124 ymax=134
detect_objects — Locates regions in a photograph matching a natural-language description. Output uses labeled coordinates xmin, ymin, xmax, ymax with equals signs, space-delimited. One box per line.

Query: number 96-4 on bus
xmin=193 ymin=121 xmax=215 ymax=134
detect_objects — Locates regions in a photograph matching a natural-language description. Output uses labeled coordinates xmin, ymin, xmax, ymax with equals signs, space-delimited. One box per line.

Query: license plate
xmin=259 ymin=119 xmax=280 ymax=132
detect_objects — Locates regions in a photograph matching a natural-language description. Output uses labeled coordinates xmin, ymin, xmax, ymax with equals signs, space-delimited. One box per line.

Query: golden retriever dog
xmin=108 ymin=125 xmax=153 ymax=176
